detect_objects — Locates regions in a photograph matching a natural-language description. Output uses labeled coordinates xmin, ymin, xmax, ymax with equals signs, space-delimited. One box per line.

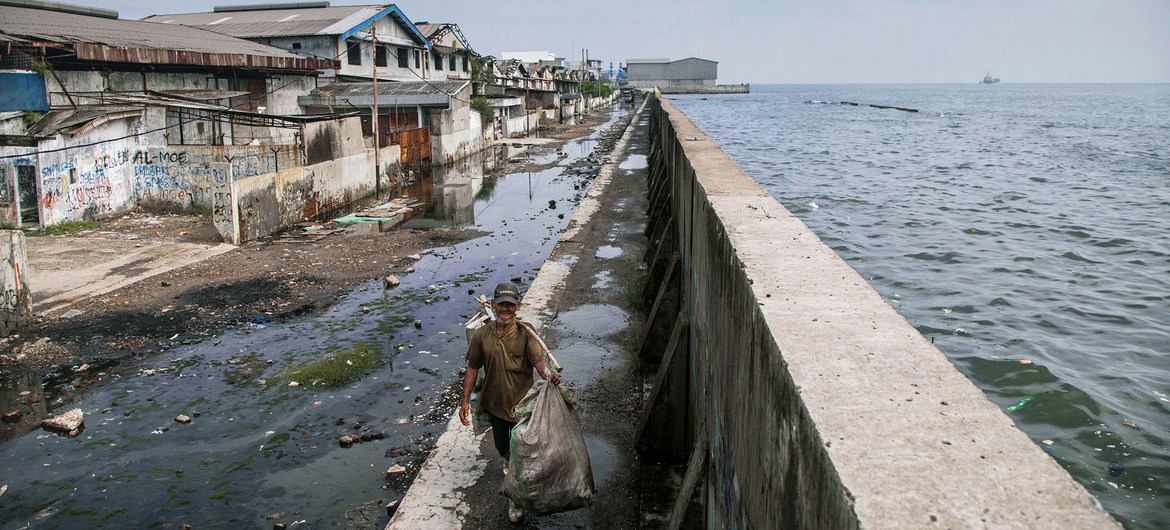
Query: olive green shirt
xmin=465 ymin=319 xmax=544 ymax=421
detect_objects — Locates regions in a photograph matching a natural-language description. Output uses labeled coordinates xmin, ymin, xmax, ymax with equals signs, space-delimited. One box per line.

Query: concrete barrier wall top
xmin=651 ymin=94 xmax=1119 ymax=529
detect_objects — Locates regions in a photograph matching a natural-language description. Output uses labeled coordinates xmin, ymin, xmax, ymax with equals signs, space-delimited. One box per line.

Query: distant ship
xmin=982 ymin=72 xmax=1001 ymax=84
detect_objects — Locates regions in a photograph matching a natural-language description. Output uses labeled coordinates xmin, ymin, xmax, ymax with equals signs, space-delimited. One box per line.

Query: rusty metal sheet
xmin=396 ymin=126 xmax=431 ymax=164
xmin=73 ymin=42 xmax=337 ymax=71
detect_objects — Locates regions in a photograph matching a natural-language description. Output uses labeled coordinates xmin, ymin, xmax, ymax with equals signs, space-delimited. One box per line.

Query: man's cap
xmin=493 ymin=282 xmax=521 ymax=304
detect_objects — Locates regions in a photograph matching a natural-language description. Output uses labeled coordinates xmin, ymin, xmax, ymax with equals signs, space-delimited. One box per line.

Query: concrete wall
xmin=644 ymin=93 xmax=1119 ymax=528
xmin=0 ymin=230 xmax=30 ymax=336
xmin=225 ymin=144 xmax=400 ymax=244
xmin=428 ymin=84 xmax=483 ymax=166
xmin=132 ymin=144 xmax=300 ymax=211
xmin=660 ymin=85 xmax=750 ymax=95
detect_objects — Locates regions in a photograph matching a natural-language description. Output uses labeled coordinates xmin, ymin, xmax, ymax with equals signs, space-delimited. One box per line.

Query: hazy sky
xmin=92 ymin=0 xmax=1170 ymax=83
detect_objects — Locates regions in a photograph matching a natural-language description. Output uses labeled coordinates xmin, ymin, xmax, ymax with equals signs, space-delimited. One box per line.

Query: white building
xmin=144 ymin=3 xmax=435 ymax=82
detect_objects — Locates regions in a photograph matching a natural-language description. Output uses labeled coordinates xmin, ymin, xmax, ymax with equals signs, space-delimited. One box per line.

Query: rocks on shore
xmin=383 ymin=276 xmax=400 ymax=288
xmin=41 ymin=408 xmax=84 ymax=436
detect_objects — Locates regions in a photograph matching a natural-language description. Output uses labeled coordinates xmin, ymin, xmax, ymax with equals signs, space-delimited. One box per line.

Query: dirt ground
xmin=0 ymin=114 xmax=614 ymax=396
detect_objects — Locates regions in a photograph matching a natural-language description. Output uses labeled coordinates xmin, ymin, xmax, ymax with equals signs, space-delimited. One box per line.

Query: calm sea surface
xmin=669 ymin=84 xmax=1169 ymax=528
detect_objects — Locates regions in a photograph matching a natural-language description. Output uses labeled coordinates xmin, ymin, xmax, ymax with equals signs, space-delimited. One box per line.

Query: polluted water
xmin=0 ymin=106 xmax=630 ymax=528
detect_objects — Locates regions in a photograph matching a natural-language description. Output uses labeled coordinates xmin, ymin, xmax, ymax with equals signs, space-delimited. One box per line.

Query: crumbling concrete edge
xmin=386 ymin=101 xmax=646 ymax=529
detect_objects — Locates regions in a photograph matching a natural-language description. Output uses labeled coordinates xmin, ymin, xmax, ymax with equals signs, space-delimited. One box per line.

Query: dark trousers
xmin=489 ymin=414 xmax=517 ymax=459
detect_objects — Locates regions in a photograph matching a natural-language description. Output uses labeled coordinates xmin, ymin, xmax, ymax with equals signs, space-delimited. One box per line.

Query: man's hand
xmin=549 ymin=371 xmax=561 ymax=385
xmin=459 ymin=401 xmax=471 ymax=426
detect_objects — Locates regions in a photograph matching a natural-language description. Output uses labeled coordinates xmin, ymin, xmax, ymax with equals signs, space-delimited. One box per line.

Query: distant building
xmin=625 ymin=57 xmax=717 ymax=88
xmin=143 ymin=3 xmax=435 ymax=82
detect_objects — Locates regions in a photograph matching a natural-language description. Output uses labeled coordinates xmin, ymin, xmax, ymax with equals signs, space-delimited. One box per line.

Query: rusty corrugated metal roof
xmin=309 ymin=81 xmax=466 ymax=98
xmin=0 ymin=5 xmax=337 ymax=70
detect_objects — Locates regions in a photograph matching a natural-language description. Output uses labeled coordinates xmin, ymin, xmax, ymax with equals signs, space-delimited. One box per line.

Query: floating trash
xmin=1108 ymin=461 xmax=1125 ymax=478
xmin=1019 ymin=360 xmax=1033 ymax=365
xmin=1006 ymin=397 xmax=1032 ymax=412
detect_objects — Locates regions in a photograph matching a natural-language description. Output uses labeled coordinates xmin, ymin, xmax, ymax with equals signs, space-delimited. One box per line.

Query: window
xmin=292 ymin=42 xmax=301 ymax=50
xmin=375 ymin=45 xmax=387 ymax=67
xmin=463 ymin=54 xmax=468 ymax=71
xmin=433 ymin=51 xmax=442 ymax=70
xmin=397 ymin=47 xmax=408 ymax=68
xmin=347 ymin=41 xmax=361 ymax=65
xmin=414 ymin=50 xmax=420 ymax=68
xmin=449 ymin=55 xmax=456 ymax=71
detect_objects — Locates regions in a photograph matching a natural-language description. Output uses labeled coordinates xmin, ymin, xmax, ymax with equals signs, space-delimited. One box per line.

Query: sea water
xmin=671 ymin=83 xmax=1169 ymax=529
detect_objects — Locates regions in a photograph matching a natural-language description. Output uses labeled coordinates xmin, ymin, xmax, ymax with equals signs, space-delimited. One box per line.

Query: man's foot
xmin=507 ymin=499 xmax=523 ymax=523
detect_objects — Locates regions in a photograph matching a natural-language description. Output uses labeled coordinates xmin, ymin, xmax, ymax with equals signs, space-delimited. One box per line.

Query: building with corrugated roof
xmin=625 ymin=57 xmax=718 ymax=88
xmin=0 ymin=0 xmax=353 ymax=230
xmin=143 ymin=3 xmax=434 ymax=83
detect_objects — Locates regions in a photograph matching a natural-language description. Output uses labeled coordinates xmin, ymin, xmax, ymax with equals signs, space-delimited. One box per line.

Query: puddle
xmin=553 ymin=304 xmax=629 ymax=339
xmin=582 ymin=435 xmax=619 ymax=489
xmin=0 ymin=104 xmax=632 ymax=527
xmin=618 ymin=154 xmax=647 ymax=170
xmin=593 ymin=270 xmax=614 ymax=289
xmin=595 ymin=245 xmax=623 ymax=259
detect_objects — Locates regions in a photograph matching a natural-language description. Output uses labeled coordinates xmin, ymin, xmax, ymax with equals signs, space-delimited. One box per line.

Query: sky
xmin=92 ymin=0 xmax=1170 ymax=83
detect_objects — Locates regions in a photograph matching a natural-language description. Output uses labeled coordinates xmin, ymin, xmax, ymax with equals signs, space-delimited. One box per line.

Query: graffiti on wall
xmin=132 ymin=149 xmax=229 ymax=207
xmin=38 ymin=149 xmax=133 ymax=221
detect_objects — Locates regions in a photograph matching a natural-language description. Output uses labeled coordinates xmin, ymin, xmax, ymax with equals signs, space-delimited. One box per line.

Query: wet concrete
xmin=0 ymin=108 xmax=629 ymax=529
xmin=388 ymin=98 xmax=666 ymax=528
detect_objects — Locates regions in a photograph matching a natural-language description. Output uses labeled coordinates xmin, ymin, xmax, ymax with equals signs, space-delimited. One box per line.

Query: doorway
xmin=15 ymin=165 xmax=38 ymax=226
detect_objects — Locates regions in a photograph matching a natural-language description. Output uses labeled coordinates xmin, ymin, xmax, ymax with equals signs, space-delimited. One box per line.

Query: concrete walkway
xmin=388 ymin=100 xmax=660 ymax=528
xmin=24 ymin=236 xmax=234 ymax=313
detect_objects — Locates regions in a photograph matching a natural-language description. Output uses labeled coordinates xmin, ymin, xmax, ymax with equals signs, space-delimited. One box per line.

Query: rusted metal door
xmin=396 ymin=126 xmax=431 ymax=164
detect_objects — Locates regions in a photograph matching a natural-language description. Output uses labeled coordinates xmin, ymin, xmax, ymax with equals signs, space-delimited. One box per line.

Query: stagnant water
xmin=670 ymin=84 xmax=1169 ymax=529
xmin=0 ymin=107 xmax=627 ymax=529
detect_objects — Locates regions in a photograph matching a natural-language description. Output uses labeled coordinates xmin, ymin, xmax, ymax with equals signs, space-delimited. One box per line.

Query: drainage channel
xmin=0 ymin=107 xmax=629 ymax=529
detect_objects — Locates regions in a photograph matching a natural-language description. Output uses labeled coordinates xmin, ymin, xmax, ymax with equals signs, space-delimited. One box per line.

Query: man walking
xmin=459 ymin=282 xmax=559 ymax=522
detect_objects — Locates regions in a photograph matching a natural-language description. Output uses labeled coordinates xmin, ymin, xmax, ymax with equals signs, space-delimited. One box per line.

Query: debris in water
xmin=175 ymin=414 xmax=191 ymax=424
xmin=1123 ymin=420 xmax=1137 ymax=429
xmin=386 ymin=464 xmax=406 ymax=474
xmin=1006 ymin=397 xmax=1031 ymax=412
xmin=1019 ymin=360 xmax=1033 ymax=364
xmin=1107 ymin=461 xmax=1125 ymax=478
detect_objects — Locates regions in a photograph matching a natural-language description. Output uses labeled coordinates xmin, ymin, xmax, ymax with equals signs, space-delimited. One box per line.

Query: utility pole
xmin=372 ymin=25 xmax=380 ymax=197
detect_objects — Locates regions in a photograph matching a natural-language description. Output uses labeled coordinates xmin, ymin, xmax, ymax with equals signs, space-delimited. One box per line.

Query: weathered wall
xmin=33 ymin=120 xmax=142 ymax=225
xmin=303 ymin=116 xmax=365 ymax=165
xmin=0 ymin=148 xmax=35 ymax=225
xmin=429 ymin=84 xmax=484 ymax=166
xmin=645 ymin=94 xmax=1120 ymax=528
xmin=0 ymin=230 xmax=30 ymax=336
xmin=131 ymin=144 xmax=298 ymax=212
xmin=227 ymin=144 xmax=400 ymax=244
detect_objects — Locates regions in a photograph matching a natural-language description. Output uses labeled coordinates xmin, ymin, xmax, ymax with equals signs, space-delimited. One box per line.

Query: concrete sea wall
xmin=657 ymin=84 xmax=750 ymax=95
xmin=640 ymin=93 xmax=1117 ymax=528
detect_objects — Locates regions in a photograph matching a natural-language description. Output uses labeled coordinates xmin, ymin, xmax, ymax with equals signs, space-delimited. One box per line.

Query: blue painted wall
xmin=0 ymin=72 xmax=49 ymax=112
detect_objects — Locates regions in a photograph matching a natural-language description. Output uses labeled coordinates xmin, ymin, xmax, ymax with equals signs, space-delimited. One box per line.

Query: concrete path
xmin=24 ymin=236 xmax=234 ymax=313
xmin=388 ymin=100 xmax=659 ymax=528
